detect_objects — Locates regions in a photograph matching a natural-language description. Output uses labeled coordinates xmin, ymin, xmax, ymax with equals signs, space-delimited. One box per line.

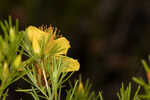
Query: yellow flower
xmin=26 ymin=26 xmax=70 ymax=55
xmin=26 ymin=26 xmax=80 ymax=72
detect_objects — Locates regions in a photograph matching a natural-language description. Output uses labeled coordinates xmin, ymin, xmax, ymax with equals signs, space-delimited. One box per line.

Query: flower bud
xmin=13 ymin=54 xmax=23 ymax=71
xmin=78 ymin=81 xmax=84 ymax=94
xmin=3 ymin=62 xmax=9 ymax=80
xmin=9 ymin=27 xmax=15 ymax=42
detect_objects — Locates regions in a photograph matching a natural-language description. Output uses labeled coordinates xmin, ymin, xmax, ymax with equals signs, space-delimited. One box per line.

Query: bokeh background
xmin=0 ymin=0 xmax=150 ymax=99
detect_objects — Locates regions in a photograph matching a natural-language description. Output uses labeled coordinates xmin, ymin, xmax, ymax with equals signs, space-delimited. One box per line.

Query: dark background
xmin=0 ymin=0 xmax=150 ymax=99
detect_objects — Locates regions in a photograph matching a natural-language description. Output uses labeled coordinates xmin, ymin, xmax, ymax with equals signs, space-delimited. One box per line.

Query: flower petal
xmin=53 ymin=37 xmax=70 ymax=55
xmin=26 ymin=26 xmax=51 ymax=55
xmin=32 ymin=37 xmax=41 ymax=54
xmin=61 ymin=56 xmax=80 ymax=72
xmin=26 ymin=26 xmax=49 ymax=42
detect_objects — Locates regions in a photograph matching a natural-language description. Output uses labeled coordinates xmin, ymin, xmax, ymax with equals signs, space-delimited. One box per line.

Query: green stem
xmin=42 ymin=68 xmax=50 ymax=100
xmin=55 ymin=87 xmax=57 ymax=100
xmin=142 ymin=60 xmax=150 ymax=73
xmin=52 ymin=77 xmax=58 ymax=100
